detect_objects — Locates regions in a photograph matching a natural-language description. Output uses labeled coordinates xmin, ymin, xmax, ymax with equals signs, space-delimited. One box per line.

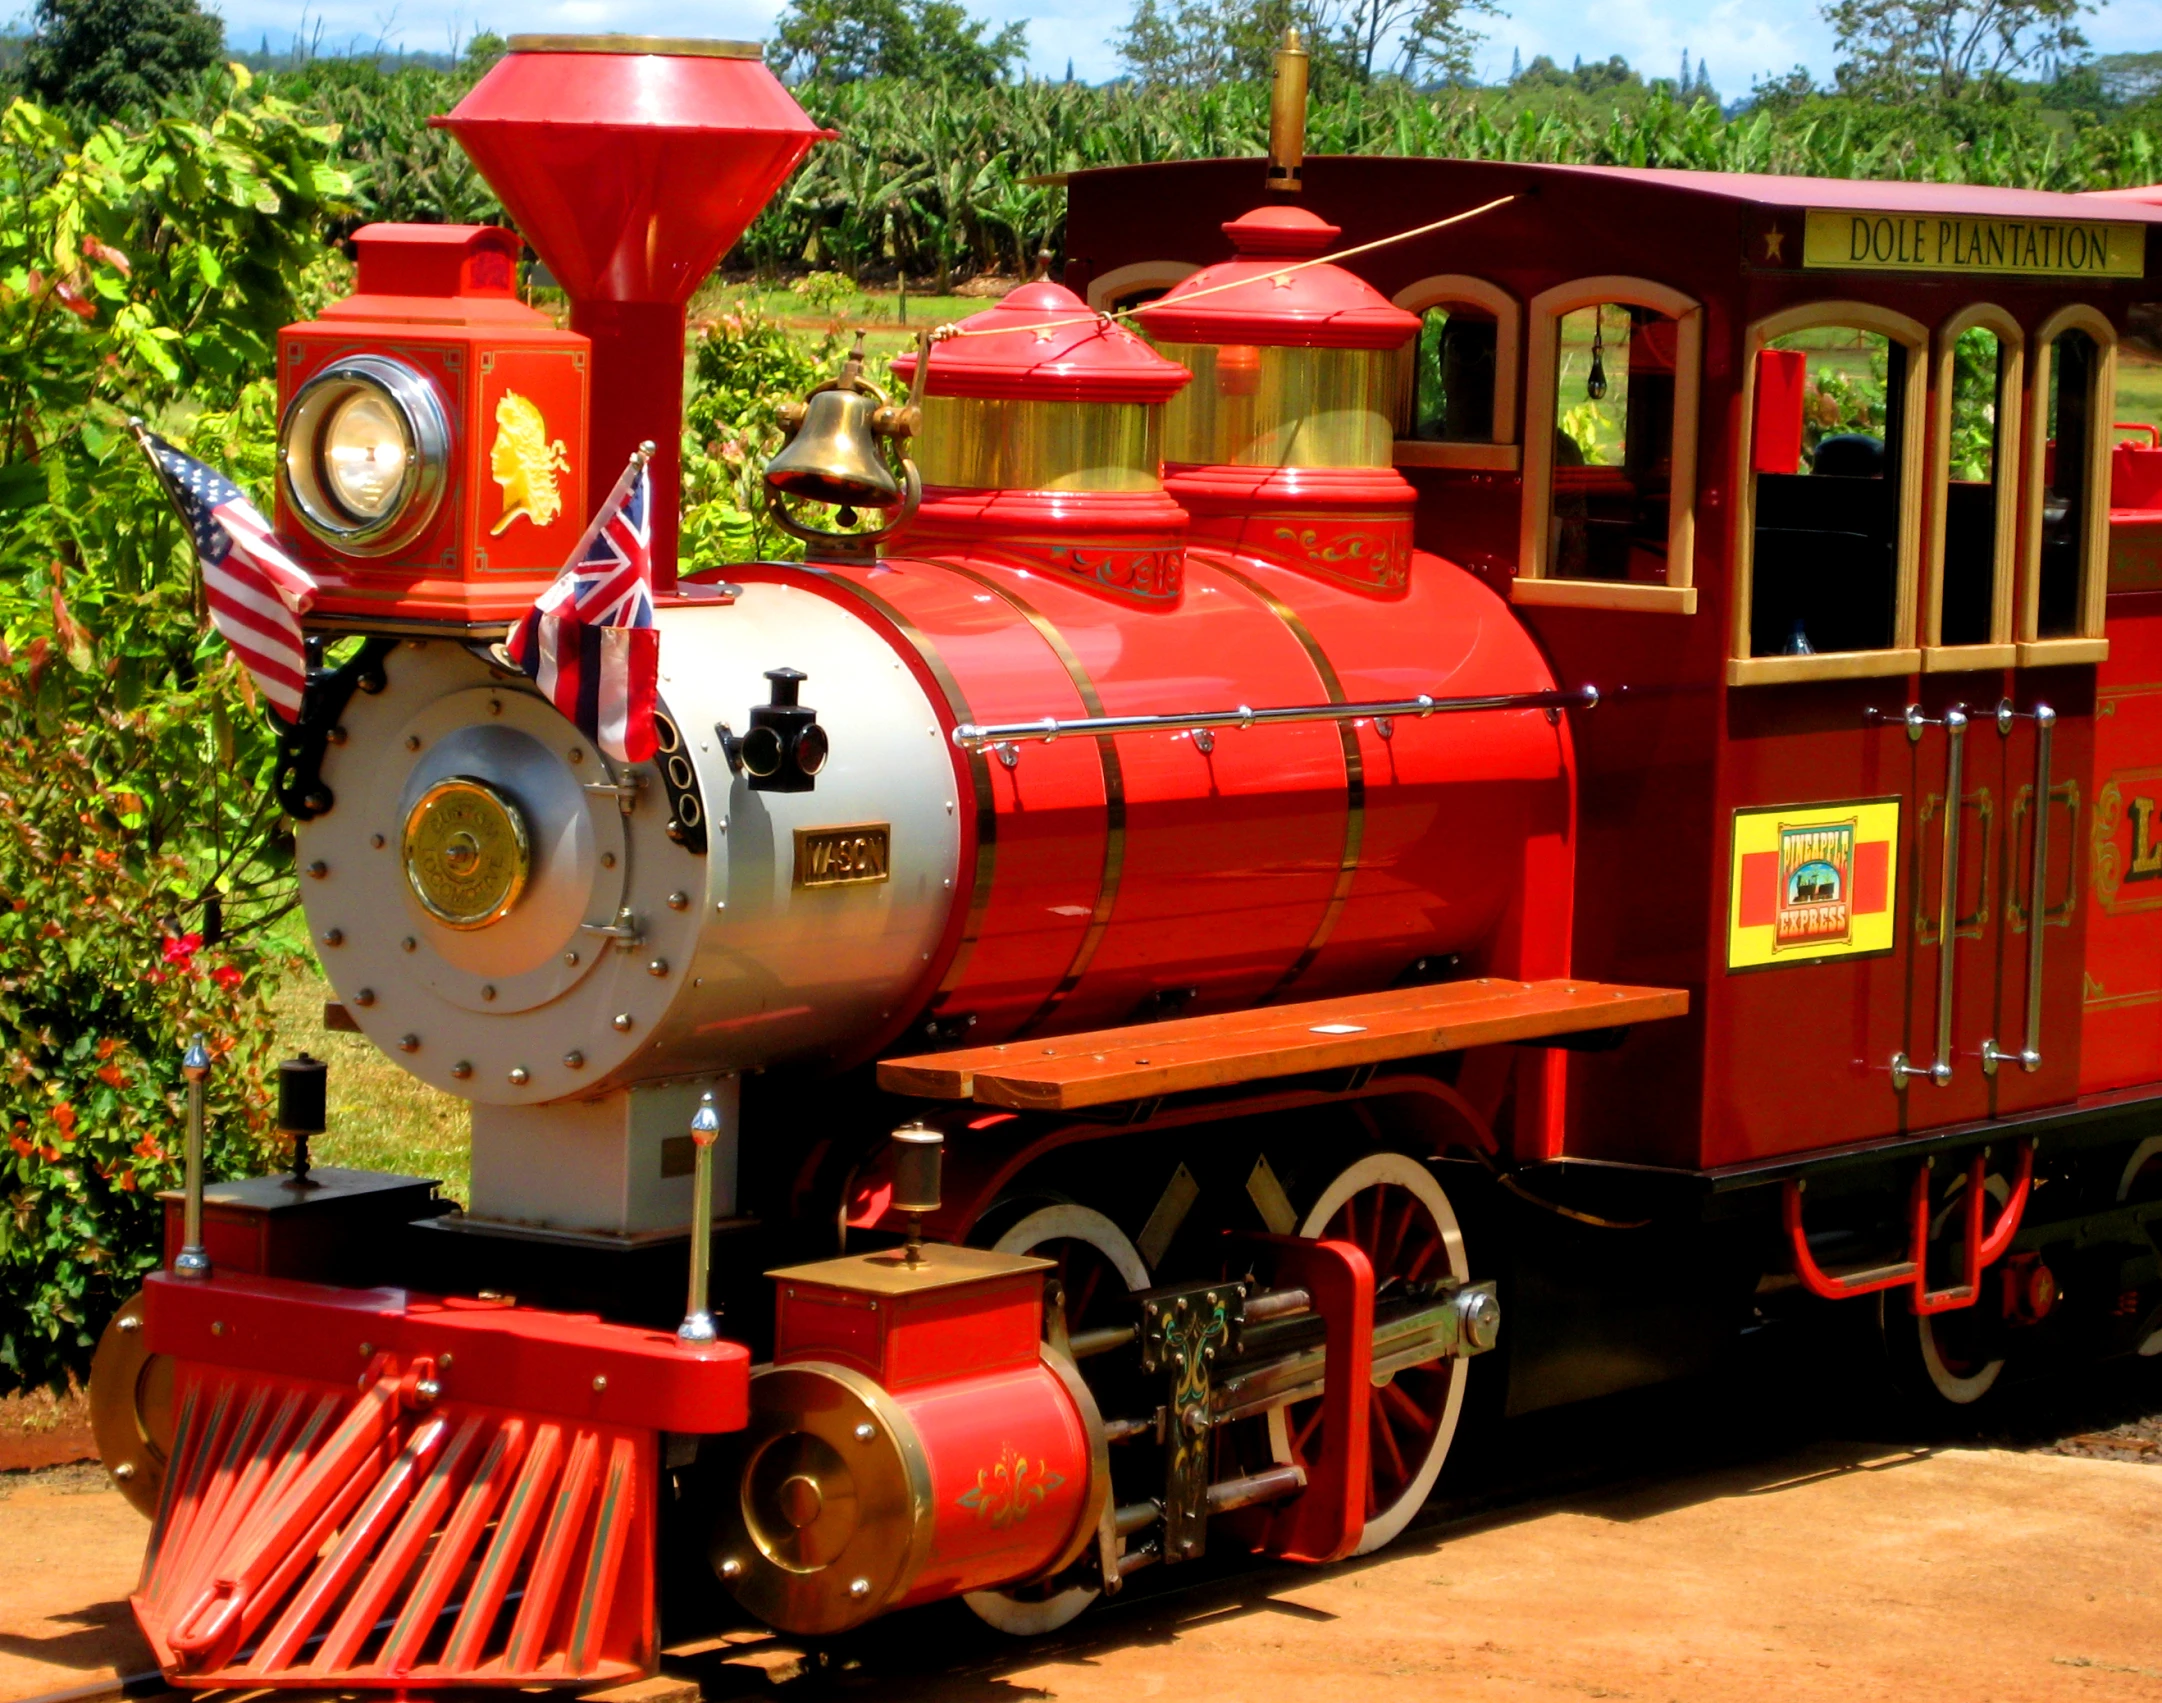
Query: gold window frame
xmin=1086 ymin=260 xmax=1200 ymax=316
xmin=1517 ymin=275 xmax=1703 ymax=616
xmin=1923 ymin=304 xmax=2025 ymax=671
xmin=2018 ymin=303 xmax=2116 ymax=666
xmin=1728 ymin=301 xmax=1929 ymax=686
xmin=1392 ymin=274 xmax=1521 ymax=474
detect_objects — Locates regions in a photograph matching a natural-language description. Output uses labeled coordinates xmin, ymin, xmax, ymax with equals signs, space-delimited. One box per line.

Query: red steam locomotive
xmin=88 ymin=31 xmax=2162 ymax=1691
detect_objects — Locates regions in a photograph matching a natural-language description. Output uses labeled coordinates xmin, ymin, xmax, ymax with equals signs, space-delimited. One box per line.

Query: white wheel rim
xmin=962 ymin=1204 xmax=1148 ymax=1636
xmin=1268 ymin=1152 xmax=1471 ymax=1555
xmin=1916 ymin=1173 xmax=2008 ymax=1405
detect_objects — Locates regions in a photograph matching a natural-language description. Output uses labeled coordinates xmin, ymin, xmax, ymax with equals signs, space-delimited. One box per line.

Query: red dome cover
xmin=1133 ymin=206 xmax=1420 ymax=351
xmin=893 ymin=282 xmax=1190 ymax=404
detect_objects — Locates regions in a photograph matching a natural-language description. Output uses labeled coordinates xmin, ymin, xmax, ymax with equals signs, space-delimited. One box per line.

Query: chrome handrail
xmin=949 ymin=683 xmax=1598 ymax=752
xmin=1985 ymin=700 xmax=2056 ymax=1077
xmin=1892 ymin=703 xmax=1966 ymax=1090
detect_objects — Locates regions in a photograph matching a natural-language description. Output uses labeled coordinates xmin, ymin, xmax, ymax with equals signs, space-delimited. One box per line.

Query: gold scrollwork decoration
xmin=956 ymin=1444 xmax=1066 ymax=1530
xmin=2010 ymin=779 xmax=2084 ymax=930
xmin=1913 ymin=788 xmax=1994 ymax=944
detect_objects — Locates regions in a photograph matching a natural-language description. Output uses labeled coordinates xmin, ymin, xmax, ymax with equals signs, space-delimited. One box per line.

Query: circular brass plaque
xmin=404 ymin=777 xmax=531 ymax=930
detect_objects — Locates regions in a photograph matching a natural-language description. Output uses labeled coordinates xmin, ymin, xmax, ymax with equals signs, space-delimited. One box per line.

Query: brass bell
xmin=765 ymin=384 xmax=904 ymax=510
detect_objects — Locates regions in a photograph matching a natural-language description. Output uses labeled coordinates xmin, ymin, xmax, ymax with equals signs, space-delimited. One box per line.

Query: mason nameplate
xmin=1802 ymin=209 xmax=2144 ymax=278
xmin=794 ymin=824 xmax=891 ymax=888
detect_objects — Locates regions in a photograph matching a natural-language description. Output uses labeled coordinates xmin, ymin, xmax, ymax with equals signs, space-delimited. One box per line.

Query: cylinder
xmin=276 ymin=1054 xmax=328 ymax=1135
xmin=714 ymin=1356 xmax=1099 ymax=1635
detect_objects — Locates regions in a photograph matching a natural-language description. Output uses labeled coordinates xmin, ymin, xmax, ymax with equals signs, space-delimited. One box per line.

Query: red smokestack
xmin=437 ymin=37 xmax=828 ymax=587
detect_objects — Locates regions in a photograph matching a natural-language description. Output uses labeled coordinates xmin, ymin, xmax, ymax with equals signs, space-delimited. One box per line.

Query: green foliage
xmin=21 ymin=0 xmax=222 ymax=117
xmin=1948 ymin=326 xmax=2002 ymax=480
xmin=791 ymin=269 xmax=862 ymax=314
xmin=1823 ymin=0 xmax=2091 ymax=103
xmin=769 ymin=0 xmax=1029 ymax=87
xmin=0 ymin=79 xmax=352 ymax=1391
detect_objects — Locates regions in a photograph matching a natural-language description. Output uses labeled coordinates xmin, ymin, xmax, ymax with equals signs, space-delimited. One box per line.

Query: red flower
xmin=143 ymin=969 xmax=165 ymax=986
xmin=211 ymin=964 xmax=242 ymax=991
xmin=95 ymin=1062 xmax=125 ymax=1088
xmin=161 ymin=932 xmax=203 ymax=970
xmin=50 ymin=1101 xmax=75 ymax=1137
xmin=94 ymin=1037 xmax=117 ymax=1059
xmin=115 ymin=1168 xmax=135 ymax=1192
xmin=8 ymin=1134 xmax=30 ymax=1158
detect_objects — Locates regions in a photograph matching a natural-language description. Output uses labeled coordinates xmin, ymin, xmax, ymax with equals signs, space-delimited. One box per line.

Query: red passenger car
xmin=89 ymin=34 xmax=2162 ymax=1692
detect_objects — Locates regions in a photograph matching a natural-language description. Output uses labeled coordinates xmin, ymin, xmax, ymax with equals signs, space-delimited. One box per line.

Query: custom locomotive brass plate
xmin=794 ymin=823 xmax=890 ymax=889
xmin=404 ymin=776 xmax=531 ymax=929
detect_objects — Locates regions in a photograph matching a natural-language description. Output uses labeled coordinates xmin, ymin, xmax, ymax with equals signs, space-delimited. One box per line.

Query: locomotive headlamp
xmin=280 ymin=354 xmax=451 ymax=556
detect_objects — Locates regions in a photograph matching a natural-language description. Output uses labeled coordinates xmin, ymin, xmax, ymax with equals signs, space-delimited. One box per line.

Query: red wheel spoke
xmin=1292 ymin=1402 xmax=1324 ymax=1457
xmin=1369 ymin=1389 xmax=1408 ymax=1490
xmin=1380 ymin=1375 xmax=1439 ymax=1443
xmin=1067 ymin=1256 xmax=1103 ymax=1326
xmin=1378 ymin=1188 xmax=1415 ymax=1275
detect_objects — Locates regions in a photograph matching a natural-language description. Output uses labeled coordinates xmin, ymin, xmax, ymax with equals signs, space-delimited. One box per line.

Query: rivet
xmin=370 ymin=833 xmax=386 ymax=849
xmin=509 ymin=1067 xmax=530 ymax=1086
xmin=720 ymin=1557 xmax=743 ymax=1580
xmin=569 ymin=747 xmax=585 ymax=764
xmin=452 ymin=1060 xmax=472 ymax=1079
xmin=693 ymin=976 xmax=703 ymax=988
xmin=327 ymin=726 xmax=348 ymax=746
xmin=481 ymin=984 xmax=497 ymax=1002
xmin=592 ymin=1374 xmax=608 ymax=1393
xmin=401 ymin=936 xmax=417 ymax=953
xmin=354 ymin=988 xmax=376 ymax=1007
xmin=715 ymin=900 xmax=727 ymax=912
xmin=398 ymin=1033 xmax=420 ymax=1053
xmin=854 ymin=1422 xmax=877 ymax=1442
xmin=601 ymin=851 xmax=616 ymax=869
xmin=564 ymin=1050 xmax=585 ymax=1069
xmin=404 ymin=734 xmax=421 ymax=752
xmin=210 ymin=1320 xmax=225 ymax=1336
xmin=439 ymin=1352 xmax=453 ymax=1368
xmin=648 ymin=959 xmax=669 ymax=978
xmin=613 ymin=1013 xmax=633 ymax=1032
xmin=305 ymin=860 xmax=329 ymax=880
xmin=113 ymin=1461 xmax=136 ymax=1480
xmin=564 ymin=950 xmax=580 ymax=967
xmin=359 ymin=1341 xmax=373 ymax=1356
xmin=322 ymin=928 xmax=344 ymax=947
xmin=849 ymin=1577 xmax=871 ymax=1599
xmin=488 ymin=699 xmax=503 ymax=716
xmin=667 ymin=891 xmax=689 ymax=911
xmin=117 ymin=1315 xmax=140 ymax=1334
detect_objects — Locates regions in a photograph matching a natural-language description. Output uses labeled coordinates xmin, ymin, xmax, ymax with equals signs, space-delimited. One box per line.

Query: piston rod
xmin=950 ymin=684 xmax=1598 ymax=751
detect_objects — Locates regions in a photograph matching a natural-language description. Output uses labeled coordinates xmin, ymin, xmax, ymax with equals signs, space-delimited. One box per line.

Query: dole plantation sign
xmin=1803 ymin=209 xmax=2145 ymax=278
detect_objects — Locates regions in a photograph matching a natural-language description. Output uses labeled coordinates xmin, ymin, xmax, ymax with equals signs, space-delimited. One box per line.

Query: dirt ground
xmin=4 ymin=1437 xmax=2159 ymax=1703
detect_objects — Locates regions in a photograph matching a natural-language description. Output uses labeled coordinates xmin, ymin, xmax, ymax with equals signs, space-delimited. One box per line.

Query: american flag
xmin=139 ymin=431 xmax=318 ymax=723
xmin=506 ymin=457 xmax=659 ymax=765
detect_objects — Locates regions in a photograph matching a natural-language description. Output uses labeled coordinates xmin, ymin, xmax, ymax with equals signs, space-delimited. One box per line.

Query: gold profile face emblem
xmin=403 ymin=777 xmax=531 ymax=930
xmin=488 ymin=389 xmax=570 ymax=536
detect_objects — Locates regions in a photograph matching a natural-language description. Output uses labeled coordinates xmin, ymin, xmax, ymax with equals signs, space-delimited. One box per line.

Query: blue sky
xmin=207 ymin=0 xmax=2160 ymax=98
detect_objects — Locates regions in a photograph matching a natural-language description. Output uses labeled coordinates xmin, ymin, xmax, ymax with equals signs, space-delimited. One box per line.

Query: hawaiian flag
xmin=138 ymin=431 xmax=317 ymax=722
xmin=506 ymin=458 xmax=659 ymax=765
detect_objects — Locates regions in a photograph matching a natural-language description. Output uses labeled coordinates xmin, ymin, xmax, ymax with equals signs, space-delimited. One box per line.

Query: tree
xmin=1117 ymin=0 xmax=1493 ymax=87
xmin=20 ymin=0 xmax=222 ymax=114
xmin=1823 ymin=0 xmax=2092 ymax=100
xmin=768 ymin=0 xmax=1029 ymax=85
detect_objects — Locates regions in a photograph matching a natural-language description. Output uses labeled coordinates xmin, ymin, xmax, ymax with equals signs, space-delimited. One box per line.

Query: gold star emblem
xmin=1763 ymin=227 xmax=1786 ymax=263
xmin=1269 ymin=270 xmax=1296 ymax=290
xmin=1033 ymin=326 xmax=1056 ymax=343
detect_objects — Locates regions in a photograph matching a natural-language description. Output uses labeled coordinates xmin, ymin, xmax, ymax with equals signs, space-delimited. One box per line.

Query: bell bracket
xmin=762 ymin=330 xmax=928 ymax=562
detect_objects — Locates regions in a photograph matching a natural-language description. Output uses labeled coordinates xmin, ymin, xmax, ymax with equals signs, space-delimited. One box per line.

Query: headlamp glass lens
xmin=322 ymin=389 xmax=411 ymax=520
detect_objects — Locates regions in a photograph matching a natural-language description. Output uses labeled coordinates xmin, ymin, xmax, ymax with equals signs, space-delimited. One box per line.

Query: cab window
xmin=2031 ymin=320 xmax=2112 ymax=647
xmin=1516 ymin=278 xmax=1701 ymax=615
xmin=1393 ymin=276 xmax=1520 ymax=473
xmin=1731 ymin=305 xmax=1926 ymax=682
xmin=1931 ymin=319 xmax=2019 ymax=655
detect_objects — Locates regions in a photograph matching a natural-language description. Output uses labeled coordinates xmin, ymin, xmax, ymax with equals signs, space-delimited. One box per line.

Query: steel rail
xmin=950 ymin=683 xmax=1598 ymax=752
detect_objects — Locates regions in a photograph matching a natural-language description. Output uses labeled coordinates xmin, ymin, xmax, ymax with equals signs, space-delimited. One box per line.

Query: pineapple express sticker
xmin=1727 ymin=799 xmax=1900 ymax=970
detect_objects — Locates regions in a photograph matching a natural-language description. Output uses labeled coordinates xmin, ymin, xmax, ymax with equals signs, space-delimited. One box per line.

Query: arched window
xmin=1517 ymin=275 xmax=1703 ymax=614
xmin=1925 ymin=306 xmax=2023 ymax=668
xmin=1086 ymin=261 xmax=1200 ymax=318
xmin=2020 ymin=304 xmax=2116 ymax=663
xmin=1391 ymin=274 xmax=1519 ymax=473
xmin=1729 ymin=302 xmax=1928 ymax=684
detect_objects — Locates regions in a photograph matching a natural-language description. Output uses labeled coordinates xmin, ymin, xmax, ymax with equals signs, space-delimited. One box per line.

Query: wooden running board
xmin=879 ymin=977 xmax=1689 ymax=1111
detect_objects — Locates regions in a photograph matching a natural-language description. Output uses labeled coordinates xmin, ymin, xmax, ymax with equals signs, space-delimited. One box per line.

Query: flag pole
xmin=558 ymin=440 xmax=656 ymax=573
xmin=125 ymin=417 xmax=207 ymax=629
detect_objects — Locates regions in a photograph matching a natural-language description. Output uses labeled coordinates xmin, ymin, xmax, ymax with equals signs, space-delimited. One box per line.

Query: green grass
xmin=272 ymin=964 xmax=468 ymax=1203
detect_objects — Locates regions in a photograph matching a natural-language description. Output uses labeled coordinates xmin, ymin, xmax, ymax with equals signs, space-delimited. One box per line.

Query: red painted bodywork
xmin=1067 ymin=155 xmax=2162 ymax=1168
xmin=279 ymin=224 xmax=591 ymax=626
xmin=2086 ymin=587 xmax=2162 ymax=1087
xmin=437 ymin=48 xmax=827 ymax=587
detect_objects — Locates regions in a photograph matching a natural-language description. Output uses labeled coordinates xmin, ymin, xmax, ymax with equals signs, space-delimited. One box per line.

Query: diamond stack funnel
xmin=437 ymin=36 xmax=829 ymax=586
